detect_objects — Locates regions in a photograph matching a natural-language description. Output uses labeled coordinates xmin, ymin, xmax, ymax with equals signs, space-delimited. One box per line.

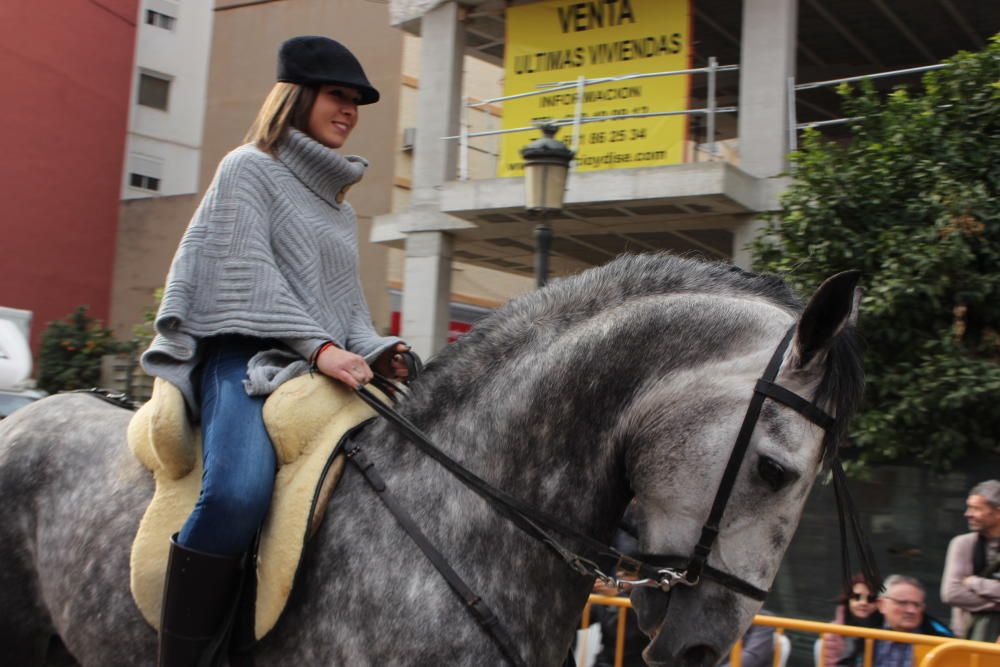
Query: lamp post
xmin=521 ymin=124 xmax=574 ymax=288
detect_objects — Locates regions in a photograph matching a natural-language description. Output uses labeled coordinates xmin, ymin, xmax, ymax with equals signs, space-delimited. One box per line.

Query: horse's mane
xmin=442 ymin=253 xmax=802 ymax=356
xmin=815 ymin=326 xmax=864 ymax=460
xmin=415 ymin=253 xmax=863 ymax=457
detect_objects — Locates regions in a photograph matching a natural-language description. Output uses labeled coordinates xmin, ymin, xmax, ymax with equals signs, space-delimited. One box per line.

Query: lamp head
xmin=521 ymin=124 xmax=575 ymax=216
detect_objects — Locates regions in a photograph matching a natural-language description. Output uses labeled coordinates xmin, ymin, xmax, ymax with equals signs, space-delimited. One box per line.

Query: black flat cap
xmin=277 ymin=36 xmax=380 ymax=105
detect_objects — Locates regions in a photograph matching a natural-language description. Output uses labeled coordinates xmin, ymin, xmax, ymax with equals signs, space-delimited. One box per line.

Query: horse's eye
xmin=758 ymin=457 xmax=786 ymax=491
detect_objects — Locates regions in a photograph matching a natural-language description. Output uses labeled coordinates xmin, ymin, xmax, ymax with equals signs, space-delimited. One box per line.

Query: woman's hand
xmin=373 ymin=343 xmax=412 ymax=381
xmin=315 ymin=345 xmax=372 ymax=388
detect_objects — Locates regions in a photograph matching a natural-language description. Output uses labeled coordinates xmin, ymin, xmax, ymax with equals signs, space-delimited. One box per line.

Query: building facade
xmin=378 ymin=0 xmax=995 ymax=359
xmin=122 ymin=0 xmax=214 ymax=200
xmin=385 ymin=33 xmax=535 ymax=339
xmin=0 ymin=0 xmax=138 ymax=350
xmin=111 ymin=0 xmax=406 ymax=341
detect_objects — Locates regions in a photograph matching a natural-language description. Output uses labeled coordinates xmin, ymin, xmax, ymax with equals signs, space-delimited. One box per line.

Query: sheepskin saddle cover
xmin=128 ymin=374 xmax=387 ymax=640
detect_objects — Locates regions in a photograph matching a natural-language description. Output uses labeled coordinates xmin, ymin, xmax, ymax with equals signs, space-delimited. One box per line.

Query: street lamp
xmin=521 ymin=124 xmax=574 ymax=288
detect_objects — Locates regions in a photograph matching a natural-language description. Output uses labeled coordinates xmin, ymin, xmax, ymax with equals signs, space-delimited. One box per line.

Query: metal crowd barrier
xmin=581 ymin=595 xmax=1000 ymax=667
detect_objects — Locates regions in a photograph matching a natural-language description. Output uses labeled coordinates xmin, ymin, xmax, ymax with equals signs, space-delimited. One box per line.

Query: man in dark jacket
xmin=866 ymin=575 xmax=953 ymax=667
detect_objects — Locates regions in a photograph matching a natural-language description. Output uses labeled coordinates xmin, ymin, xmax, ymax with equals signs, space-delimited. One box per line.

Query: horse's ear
xmin=792 ymin=270 xmax=861 ymax=369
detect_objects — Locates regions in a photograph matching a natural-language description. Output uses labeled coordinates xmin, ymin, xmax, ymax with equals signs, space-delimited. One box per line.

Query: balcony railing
xmin=444 ymin=57 xmax=741 ymax=180
xmin=441 ymin=60 xmax=952 ymax=182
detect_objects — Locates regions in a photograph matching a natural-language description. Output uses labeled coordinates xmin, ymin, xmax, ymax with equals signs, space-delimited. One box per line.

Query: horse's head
xmin=625 ymin=271 xmax=863 ymax=667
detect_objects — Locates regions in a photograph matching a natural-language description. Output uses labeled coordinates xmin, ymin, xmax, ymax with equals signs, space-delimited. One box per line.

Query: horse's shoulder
xmin=1 ymin=392 xmax=133 ymax=459
xmin=41 ymin=390 xmax=137 ymax=415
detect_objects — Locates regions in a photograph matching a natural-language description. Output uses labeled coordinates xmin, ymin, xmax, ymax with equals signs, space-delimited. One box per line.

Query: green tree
xmin=128 ymin=288 xmax=162 ymax=357
xmin=752 ymin=36 xmax=1000 ymax=468
xmin=121 ymin=288 xmax=162 ymax=402
xmin=37 ymin=306 xmax=126 ymax=394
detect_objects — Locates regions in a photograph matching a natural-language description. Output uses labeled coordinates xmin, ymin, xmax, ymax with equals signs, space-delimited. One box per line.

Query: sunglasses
xmin=884 ymin=596 xmax=925 ymax=610
xmin=850 ymin=593 xmax=877 ymax=603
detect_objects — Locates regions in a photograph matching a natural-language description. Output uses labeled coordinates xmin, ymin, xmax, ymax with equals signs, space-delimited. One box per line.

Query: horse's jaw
xmin=631 ymin=585 xmax=749 ymax=667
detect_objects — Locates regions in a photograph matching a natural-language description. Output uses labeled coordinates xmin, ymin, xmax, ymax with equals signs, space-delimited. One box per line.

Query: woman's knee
xmin=197 ymin=481 xmax=274 ymax=528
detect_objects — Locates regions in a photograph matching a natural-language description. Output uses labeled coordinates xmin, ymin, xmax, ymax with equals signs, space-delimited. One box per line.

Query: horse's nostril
xmin=682 ymin=644 xmax=719 ymax=667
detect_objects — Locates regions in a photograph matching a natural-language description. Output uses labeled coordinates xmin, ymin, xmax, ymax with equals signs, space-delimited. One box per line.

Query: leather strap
xmin=631 ymin=554 xmax=769 ymax=601
xmin=74 ymin=388 xmax=138 ymax=410
xmin=353 ymin=387 xmax=669 ymax=582
xmin=354 ymin=383 xmax=773 ymax=597
xmin=683 ymin=327 xmax=798 ymax=584
xmin=755 ymin=380 xmax=835 ymax=430
xmin=398 ymin=350 xmax=423 ymax=383
xmin=346 ymin=444 xmax=528 ymax=667
xmin=354 ymin=321 xmax=876 ymax=613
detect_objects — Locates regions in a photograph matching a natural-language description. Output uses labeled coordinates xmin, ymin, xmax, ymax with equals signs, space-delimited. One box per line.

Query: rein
xmin=348 ymin=323 xmax=880 ymax=665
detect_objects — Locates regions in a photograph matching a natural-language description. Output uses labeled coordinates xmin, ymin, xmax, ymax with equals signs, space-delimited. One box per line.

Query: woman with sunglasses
xmin=821 ymin=574 xmax=883 ymax=666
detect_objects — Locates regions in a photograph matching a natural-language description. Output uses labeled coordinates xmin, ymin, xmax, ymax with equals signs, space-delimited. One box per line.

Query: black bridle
xmin=350 ymin=322 xmax=879 ymax=666
xmin=629 ymin=325 xmax=846 ymax=601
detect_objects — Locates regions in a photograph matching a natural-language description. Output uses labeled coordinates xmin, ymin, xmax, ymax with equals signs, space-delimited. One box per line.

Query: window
xmin=145 ymin=10 xmax=175 ymax=30
xmin=138 ymin=73 xmax=170 ymax=110
xmin=127 ymin=153 xmax=164 ymax=194
xmin=129 ymin=173 xmax=161 ymax=191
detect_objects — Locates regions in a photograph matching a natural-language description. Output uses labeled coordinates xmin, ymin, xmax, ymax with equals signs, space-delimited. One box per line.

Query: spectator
xmin=821 ymin=574 xmax=883 ymax=666
xmin=840 ymin=575 xmax=952 ymax=667
xmin=941 ymin=480 xmax=1000 ymax=640
xmin=590 ymin=577 xmax=646 ymax=667
xmin=719 ymin=611 xmax=777 ymax=667
xmin=591 ymin=502 xmax=646 ymax=667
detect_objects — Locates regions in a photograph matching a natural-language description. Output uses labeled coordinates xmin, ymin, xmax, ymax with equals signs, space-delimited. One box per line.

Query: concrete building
xmin=113 ymin=2 xmax=533 ymax=349
xmin=385 ymin=34 xmax=535 ymax=343
xmin=0 ymin=0 xmax=138 ymax=350
xmin=377 ymin=0 xmax=997 ymax=359
xmin=111 ymin=0 xmax=405 ymax=340
xmin=122 ymin=0 xmax=214 ymax=200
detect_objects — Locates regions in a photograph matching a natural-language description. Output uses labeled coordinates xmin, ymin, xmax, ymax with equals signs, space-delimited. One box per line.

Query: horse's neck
xmin=368 ymin=372 xmax=636 ymax=542
xmin=346 ymin=387 xmax=631 ymax=662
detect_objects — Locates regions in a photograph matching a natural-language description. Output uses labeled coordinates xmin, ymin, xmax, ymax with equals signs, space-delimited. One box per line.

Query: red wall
xmin=0 ymin=1 xmax=138 ymax=350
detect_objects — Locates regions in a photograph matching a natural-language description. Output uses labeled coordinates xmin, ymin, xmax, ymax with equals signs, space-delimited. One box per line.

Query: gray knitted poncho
xmin=141 ymin=129 xmax=402 ymax=415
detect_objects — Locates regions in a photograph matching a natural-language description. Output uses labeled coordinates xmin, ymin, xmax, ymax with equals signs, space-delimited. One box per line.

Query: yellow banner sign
xmin=498 ymin=0 xmax=691 ymax=177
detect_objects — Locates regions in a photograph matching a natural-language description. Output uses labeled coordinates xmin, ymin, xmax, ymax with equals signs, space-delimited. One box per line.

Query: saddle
xmin=128 ymin=374 xmax=388 ymax=641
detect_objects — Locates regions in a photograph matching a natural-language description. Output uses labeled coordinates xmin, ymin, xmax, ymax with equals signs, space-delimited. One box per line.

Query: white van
xmin=0 ymin=306 xmax=45 ymax=418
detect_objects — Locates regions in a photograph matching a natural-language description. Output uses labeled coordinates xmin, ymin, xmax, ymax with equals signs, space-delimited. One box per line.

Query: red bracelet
xmin=310 ymin=341 xmax=337 ymax=367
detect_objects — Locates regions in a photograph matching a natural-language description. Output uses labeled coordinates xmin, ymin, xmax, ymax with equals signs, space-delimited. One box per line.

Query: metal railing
xmin=443 ymin=60 xmax=952 ymax=179
xmin=444 ymin=58 xmax=740 ymax=180
xmin=581 ymin=594 xmax=1000 ymax=667
xmin=788 ymin=63 xmax=951 ymax=150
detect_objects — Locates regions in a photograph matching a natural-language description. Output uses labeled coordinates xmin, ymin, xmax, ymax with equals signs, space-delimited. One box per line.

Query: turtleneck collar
xmin=275 ymin=129 xmax=368 ymax=207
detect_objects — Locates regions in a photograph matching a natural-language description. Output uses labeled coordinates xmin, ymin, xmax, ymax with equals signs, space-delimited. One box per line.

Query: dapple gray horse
xmin=0 ymin=254 xmax=863 ymax=666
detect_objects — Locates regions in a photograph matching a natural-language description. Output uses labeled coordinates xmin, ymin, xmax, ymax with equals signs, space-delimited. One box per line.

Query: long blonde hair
xmin=244 ymin=82 xmax=317 ymax=155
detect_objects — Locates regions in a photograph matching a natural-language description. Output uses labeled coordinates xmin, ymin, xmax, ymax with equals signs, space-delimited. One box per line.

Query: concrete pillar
xmin=733 ymin=0 xmax=797 ymax=266
xmin=731 ymin=216 xmax=766 ymax=270
xmin=411 ymin=0 xmax=465 ymax=203
xmin=737 ymin=0 xmax=797 ymax=179
xmin=402 ymin=232 xmax=454 ymax=360
xmin=400 ymin=1 xmax=465 ymax=358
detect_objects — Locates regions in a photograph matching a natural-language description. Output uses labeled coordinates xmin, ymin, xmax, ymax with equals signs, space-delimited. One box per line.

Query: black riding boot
xmin=158 ymin=535 xmax=243 ymax=667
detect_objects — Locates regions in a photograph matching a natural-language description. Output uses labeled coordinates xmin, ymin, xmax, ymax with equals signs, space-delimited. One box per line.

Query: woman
xmin=141 ymin=36 xmax=410 ymax=666
xmin=820 ymin=575 xmax=882 ymax=666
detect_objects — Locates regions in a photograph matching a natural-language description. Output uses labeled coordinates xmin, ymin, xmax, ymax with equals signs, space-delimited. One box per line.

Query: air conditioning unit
xmin=401 ymin=127 xmax=416 ymax=151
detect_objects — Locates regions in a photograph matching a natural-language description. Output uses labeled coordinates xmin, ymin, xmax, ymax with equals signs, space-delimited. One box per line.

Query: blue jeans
xmin=177 ymin=336 xmax=277 ymax=556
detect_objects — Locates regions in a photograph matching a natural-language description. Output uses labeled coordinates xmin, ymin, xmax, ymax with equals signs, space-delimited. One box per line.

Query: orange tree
xmin=37 ymin=306 xmax=125 ymax=394
xmin=752 ymin=36 xmax=999 ymax=468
